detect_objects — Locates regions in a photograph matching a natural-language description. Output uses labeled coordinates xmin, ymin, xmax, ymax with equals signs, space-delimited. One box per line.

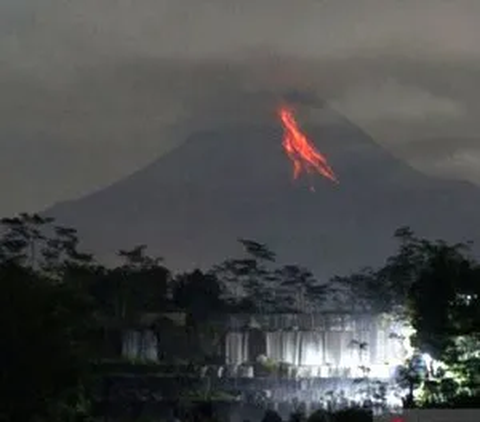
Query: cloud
xmin=1 ymin=54 xmax=480 ymax=217
xmin=2 ymin=0 xmax=480 ymax=216
xmin=397 ymin=138 xmax=480 ymax=160
xmin=414 ymin=147 xmax=480 ymax=183
xmin=330 ymin=79 xmax=465 ymax=122
xmin=2 ymin=0 xmax=480 ymax=81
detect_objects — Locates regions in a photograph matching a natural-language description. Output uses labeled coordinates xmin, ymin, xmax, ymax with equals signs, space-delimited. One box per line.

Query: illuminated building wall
xmin=225 ymin=313 xmax=409 ymax=379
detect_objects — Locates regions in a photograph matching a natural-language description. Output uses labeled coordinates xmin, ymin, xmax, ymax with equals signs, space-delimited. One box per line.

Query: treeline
xmin=0 ymin=213 xmax=332 ymax=421
xmin=0 ymin=214 xmax=335 ymax=320
xmin=3 ymin=213 xmax=480 ymax=419
xmin=336 ymin=227 xmax=480 ymax=407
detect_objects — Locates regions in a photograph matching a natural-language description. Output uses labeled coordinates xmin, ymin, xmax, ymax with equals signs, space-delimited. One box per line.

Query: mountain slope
xmin=46 ymin=108 xmax=480 ymax=278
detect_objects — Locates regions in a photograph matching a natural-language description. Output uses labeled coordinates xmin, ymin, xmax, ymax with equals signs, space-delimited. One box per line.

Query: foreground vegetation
xmin=2 ymin=213 xmax=480 ymax=420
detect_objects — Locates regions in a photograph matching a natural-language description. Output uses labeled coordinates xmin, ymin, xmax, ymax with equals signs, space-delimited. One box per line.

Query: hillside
xmin=46 ymin=108 xmax=480 ymax=278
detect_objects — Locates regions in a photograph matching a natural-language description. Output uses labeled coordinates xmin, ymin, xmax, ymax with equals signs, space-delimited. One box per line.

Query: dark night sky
xmin=2 ymin=0 xmax=480 ymax=216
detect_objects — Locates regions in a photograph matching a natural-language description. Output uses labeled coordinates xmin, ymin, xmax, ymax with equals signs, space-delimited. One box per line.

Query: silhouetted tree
xmin=173 ymin=269 xmax=224 ymax=318
xmin=214 ymin=239 xmax=331 ymax=312
xmin=117 ymin=244 xmax=163 ymax=269
xmin=239 ymin=238 xmax=276 ymax=262
xmin=395 ymin=354 xmax=428 ymax=407
xmin=306 ymin=409 xmax=329 ymax=422
xmin=288 ymin=411 xmax=305 ymax=422
xmin=408 ymin=240 xmax=476 ymax=356
xmin=213 ymin=239 xmax=281 ymax=312
xmin=262 ymin=409 xmax=283 ymax=422
xmin=331 ymin=408 xmax=372 ymax=422
xmin=335 ymin=226 xmax=475 ymax=316
xmin=275 ymin=264 xmax=329 ymax=312
xmin=338 ymin=227 xmax=480 ymax=402
xmin=90 ymin=245 xmax=170 ymax=323
xmin=0 ymin=213 xmax=53 ymax=267
xmin=0 ymin=262 xmax=94 ymax=422
xmin=0 ymin=213 xmax=94 ymax=278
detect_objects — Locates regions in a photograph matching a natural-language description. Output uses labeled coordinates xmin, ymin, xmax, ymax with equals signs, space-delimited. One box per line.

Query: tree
xmin=395 ymin=354 xmax=428 ymax=407
xmin=274 ymin=264 xmax=329 ymax=312
xmin=213 ymin=239 xmax=330 ymax=312
xmin=0 ymin=213 xmax=53 ymax=267
xmin=262 ymin=409 xmax=283 ymax=422
xmin=173 ymin=269 xmax=224 ymax=318
xmin=332 ymin=267 xmax=383 ymax=312
xmin=212 ymin=239 xmax=281 ymax=312
xmin=406 ymin=241 xmax=480 ymax=399
xmin=333 ymin=227 xmax=433 ymax=314
xmin=171 ymin=269 xmax=226 ymax=362
xmin=408 ymin=241 xmax=474 ymax=357
xmin=90 ymin=245 xmax=170 ymax=323
xmin=117 ymin=245 xmax=170 ymax=314
xmin=0 ymin=262 xmax=94 ymax=422
xmin=238 ymin=238 xmax=276 ymax=262
xmin=339 ymin=227 xmax=480 ymax=403
xmin=335 ymin=226 xmax=475 ymax=315
xmin=117 ymin=244 xmax=163 ymax=270
xmin=42 ymin=225 xmax=94 ymax=274
xmin=0 ymin=214 xmax=105 ymax=421
xmin=0 ymin=213 xmax=94 ymax=277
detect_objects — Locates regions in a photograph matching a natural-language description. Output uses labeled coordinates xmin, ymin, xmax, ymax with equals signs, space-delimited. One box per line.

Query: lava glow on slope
xmin=278 ymin=105 xmax=338 ymax=186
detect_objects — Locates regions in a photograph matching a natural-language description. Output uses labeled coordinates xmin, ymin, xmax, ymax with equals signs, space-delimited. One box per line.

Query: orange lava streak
xmin=278 ymin=105 xmax=338 ymax=184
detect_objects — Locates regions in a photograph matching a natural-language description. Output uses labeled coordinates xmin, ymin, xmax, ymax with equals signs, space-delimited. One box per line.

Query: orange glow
xmin=278 ymin=105 xmax=338 ymax=184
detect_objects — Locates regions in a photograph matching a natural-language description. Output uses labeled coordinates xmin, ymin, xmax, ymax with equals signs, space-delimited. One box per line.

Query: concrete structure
xmin=119 ymin=312 xmax=410 ymax=410
xmin=224 ymin=313 xmax=409 ymax=379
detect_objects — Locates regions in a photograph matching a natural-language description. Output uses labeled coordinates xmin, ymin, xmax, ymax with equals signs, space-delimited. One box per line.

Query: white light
xmin=398 ymin=324 xmax=415 ymax=358
xmin=369 ymin=364 xmax=392 ymax=379
xmin=385 ymin=390 xmax=403 ymax=408
xmin=303 ymin=347 xmax=324 ymax=366
xmin=422 ymin=353 xmax=433 ymax=367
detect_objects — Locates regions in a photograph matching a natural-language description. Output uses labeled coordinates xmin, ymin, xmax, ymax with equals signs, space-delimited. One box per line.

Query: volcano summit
xmin=46 ymin=106 xmax=480 ymax=278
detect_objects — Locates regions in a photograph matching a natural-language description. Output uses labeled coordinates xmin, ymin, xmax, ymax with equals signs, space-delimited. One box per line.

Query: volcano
xmin=46 ymin=107 xmax=480 ymax=278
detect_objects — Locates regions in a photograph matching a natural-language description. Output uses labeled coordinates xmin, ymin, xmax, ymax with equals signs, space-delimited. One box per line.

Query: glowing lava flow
xmin=278 ymin=105 xmax=338 ymax=184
